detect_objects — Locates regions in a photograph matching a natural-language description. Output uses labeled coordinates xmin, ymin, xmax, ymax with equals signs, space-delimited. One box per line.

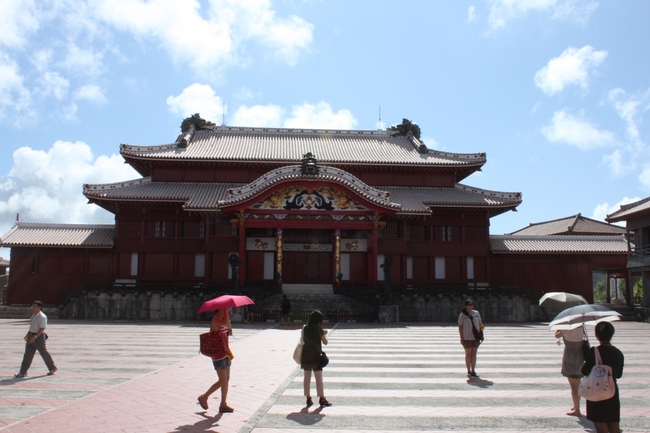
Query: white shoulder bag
xmin=578 ymin=346 xmax=615 ymax=402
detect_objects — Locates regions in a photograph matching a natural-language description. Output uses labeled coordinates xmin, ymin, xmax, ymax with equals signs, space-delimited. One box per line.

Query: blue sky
xmin=1 ymin=0 xmax=648 ymax=259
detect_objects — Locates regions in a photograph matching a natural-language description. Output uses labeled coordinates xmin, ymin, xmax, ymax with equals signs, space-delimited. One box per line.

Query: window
xmin=435 ymin=257 xmax=446 ymax=279
xmin=131 ymin=253 xmax=139 ymax=276
xmin=145 ymin=221 xmax=174 ymax=238
xmin=407 ymin=225 xmax=430 ymax=241
xmin=118 ymin=221 xmax=141 ymax=237
xmin=210 ymin=217 xmax=238 ymax=236
xmin=465 ymin=226 xmax=487 ymax=243
xmin=179 ymin=221 xmax=205 ymax=238
xmin=467 ymin=256 xmax=474 ymax=279
xmin=406 ymin=256 xmax=413 ymax=279
xmin=433 ymin=225 xmax=461 ymax=242
xmin=194 ymin=254 xmax=205 ymax=277
xmin=379 ymin=221 xmax=403 ymax=239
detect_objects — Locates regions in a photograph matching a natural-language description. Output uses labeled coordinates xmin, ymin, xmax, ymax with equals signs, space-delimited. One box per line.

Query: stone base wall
xmin=57 ymin=291 xmax=539 ymax=322
xmin=393 ymin=293 xmax=538 ymax=322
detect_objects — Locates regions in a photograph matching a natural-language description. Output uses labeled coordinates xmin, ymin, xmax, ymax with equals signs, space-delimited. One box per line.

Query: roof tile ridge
xmin=609 ymin=196 xmax=650 ymax=216
xmin=84 ymin=177 xmax=152 ymax=192
xmin=120 ymin=143 xmax=179 ymax=154
xmin=425 ymin=147 xmax=487 ymax=162
xmin=454 ymin=183 xmax=522 ymax=199
xmin=213 ymin=125 xmax=388 ymax=136
xmin=15 ymin=222 xmax=115 ymax=229
xmin=494 ymin=233 xmax=626 ymax=241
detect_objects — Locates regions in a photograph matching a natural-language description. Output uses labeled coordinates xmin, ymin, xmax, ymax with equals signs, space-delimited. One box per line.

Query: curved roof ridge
xmin=219 ymin=164 xmax=400 ymax=210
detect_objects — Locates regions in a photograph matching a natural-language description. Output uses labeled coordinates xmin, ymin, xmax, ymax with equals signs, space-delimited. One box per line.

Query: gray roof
xmin=606 ymin=196 xmax=650 ymax=223
xmin=1 ymin=223 xmax=114 ymax=248
xmin=490 ymin=234 xmax=628 ymax=254
xmin=84 ymin=177 xmax=521 ymax=215
xmin=509 ymin=214 xmax=625 ymax=236
xmin=120 ymin=126 xmax=487 ymax=168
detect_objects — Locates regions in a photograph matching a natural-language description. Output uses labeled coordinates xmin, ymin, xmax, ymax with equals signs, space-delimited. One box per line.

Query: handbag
xmin=581 ymin=326 xmax=590 ymax=359
xmin=578 ymin=347 xmax=615 ymax=402
xmin=469 ymin=313 xmax=484 ymax=343
xmin=318 ymin=351 xmax=329 ymax=369
xmin=293 ymin=327 xmax=305 ymax=364
xmin=199 ymin=331 xmax=228 ymax=359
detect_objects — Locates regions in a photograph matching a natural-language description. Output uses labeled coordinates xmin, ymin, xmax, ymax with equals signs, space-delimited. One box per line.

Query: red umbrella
xmin=197 ymin=294 xmax=254 ymax=315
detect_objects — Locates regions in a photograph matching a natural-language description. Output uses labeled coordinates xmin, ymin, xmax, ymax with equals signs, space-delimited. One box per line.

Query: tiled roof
xmin=490 ymin=234 xmax=628 ymax=254
xmin=120 ymin=126 xmax=487 ymax=168
xmin=84 ymin=177 xmax=521 ymax=215
xmin=509 ymin=214 xmax=625 ymax=235
xmin=606 ymin=196 xmax=650 ymax=223
xmin=84 ymin=178 xmax=238 ymax=210
xmin=385 ymin=184 xmax=522 ymax=214
xmin=1 ymin=223 xmax=114 ymax=248
xmin=0 ymin=257 xmax=9 ymax=267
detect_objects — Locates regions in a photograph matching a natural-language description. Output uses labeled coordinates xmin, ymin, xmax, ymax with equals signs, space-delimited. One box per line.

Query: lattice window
xmin=407 ymin=225 xmax=430 ymax=241
xmin=210 ymin=217 xmax=238 ymax=236
xmin=118 ymin=220 xmax=142 ymax=237
xmin=379 ymin=221 xmax=403 ymax=239
xmin=465 ymin=226 xmax=487 ymax=243
xmin=433 ymin=225 xmax=461 ymax=242
xmin=178 ymin=221 xmax=205 ymax=238
xmin=145 ymin=221 xmax=174 ymax=238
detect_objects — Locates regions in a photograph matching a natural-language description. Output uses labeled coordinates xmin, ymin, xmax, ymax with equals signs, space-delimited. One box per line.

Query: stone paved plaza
xmin=0 ymin=317 xmax=649 ymax=433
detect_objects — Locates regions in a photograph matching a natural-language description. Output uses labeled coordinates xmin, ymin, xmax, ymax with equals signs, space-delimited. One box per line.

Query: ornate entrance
xmin=282 ymin=229 xmax=333 ymax=284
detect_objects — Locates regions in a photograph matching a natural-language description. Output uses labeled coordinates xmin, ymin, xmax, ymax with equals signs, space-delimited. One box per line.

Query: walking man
xmin=15 ymin=300 xmax=57 ymax=378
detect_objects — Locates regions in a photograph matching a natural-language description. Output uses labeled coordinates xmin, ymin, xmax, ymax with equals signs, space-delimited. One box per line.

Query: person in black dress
xmin=301 ymin=310 xmax=331 ymax=407
xmin=581 ymin=322 xmax=624 ymax=433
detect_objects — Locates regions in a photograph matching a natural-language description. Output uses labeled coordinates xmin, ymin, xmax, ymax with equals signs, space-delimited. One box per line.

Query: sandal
xmin=197 ymin=395 xmax=208 ymax=410
xmin=219 ymin=405 xmax=234 ymax=413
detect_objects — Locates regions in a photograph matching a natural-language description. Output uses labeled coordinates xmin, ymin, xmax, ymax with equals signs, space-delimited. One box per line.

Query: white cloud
xmin=542 ymin=109 xmax=615 ymax=150
xmin=166 ymin=83 xmax=224 ymax=124
xmin=602 ymin=149 xmax=629 ymax=178
xmin=62 ymin=43 xmax=105 ymax=76
xmin=36 ymin=70 xmax=69 ymax=101
xmin=0 ymin=141 xmax=139 ymax=239
xmin=639 ymin=165 xmax=650 ymax=191
xmin=467 ymin=6 xmax=477 ymax=23
xmin=0 ymin=0 xmax=40 ymax=50
xmin=0 ymin=54 xmax=32 ymax=121
xmin=231 ymin=104 xmax=284 ymax=127
xmin=94 ymin=0 xmax=313 ymax=77
xmin=534 ymin=46 xmax=607 ymax=95
xmin=607 ymin=87 xmax=649 ymax=147
xmin=168 ymin=85 xmax=357 ymax=130
xmin=592 ymin=196 xmax=641 ymax=222
xmin=487 ymin=0 xmax=598 ymax=30
xmin=73 ymin=84 xmax=107 ymax=104
xmin=284 ymin=102 xmax=357 ymax=129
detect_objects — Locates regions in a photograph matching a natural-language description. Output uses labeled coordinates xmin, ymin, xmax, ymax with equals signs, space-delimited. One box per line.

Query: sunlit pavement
xmin=1 ymin=319 xmax=648 ymax=433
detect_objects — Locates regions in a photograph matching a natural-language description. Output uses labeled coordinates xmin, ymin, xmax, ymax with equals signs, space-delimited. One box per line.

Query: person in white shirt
xmin=14 ymin=300 xmax=57 ymax=378
xmin=458 ymin=299 xmax=483 ymax=378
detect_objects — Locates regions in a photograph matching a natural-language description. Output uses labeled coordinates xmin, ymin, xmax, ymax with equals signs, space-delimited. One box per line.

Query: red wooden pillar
xmin=238 ymin=215 xmax=246 ymax=285
xmin=369 ymin=224 xmax=378 ymax=286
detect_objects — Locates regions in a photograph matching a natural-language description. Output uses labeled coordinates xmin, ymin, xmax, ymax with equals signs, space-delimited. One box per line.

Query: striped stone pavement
xmin=0 ymin=318 xmax=648 ymax=432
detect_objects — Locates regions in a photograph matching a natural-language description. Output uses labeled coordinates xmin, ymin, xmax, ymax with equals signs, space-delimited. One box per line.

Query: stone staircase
xmin=252 ymin=292 xmax=377 ymax=322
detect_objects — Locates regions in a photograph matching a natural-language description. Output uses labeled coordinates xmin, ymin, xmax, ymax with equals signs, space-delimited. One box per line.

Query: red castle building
xmin=0 ymin=117 xmax=630 ymax=313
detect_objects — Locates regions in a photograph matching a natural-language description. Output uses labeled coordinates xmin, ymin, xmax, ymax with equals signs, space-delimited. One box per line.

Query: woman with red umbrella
xmin=198 ymin=309 xmax=234 ymax=413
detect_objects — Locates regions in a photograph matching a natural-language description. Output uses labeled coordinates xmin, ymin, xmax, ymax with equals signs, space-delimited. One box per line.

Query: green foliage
xmin=634 ymin=279 xmax=643 ymax=301
xmin=593 ymin=280 xmax=606 ymax=303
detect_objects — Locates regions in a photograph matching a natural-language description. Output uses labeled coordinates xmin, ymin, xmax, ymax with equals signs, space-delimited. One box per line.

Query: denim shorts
xmin=212 ymin=357 xmax=232 ymax=370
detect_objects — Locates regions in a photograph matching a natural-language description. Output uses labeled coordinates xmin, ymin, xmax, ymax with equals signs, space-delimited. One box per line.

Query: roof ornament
xmin=387 ymin=118 xmax=428 ymax=154
xmin=387 ymin=118 xmax=421 ymax=140
xmin=180 ymin=113 xmax=216 ymax=133
xmin=301 ymin=152 xmax=320 ymax=176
